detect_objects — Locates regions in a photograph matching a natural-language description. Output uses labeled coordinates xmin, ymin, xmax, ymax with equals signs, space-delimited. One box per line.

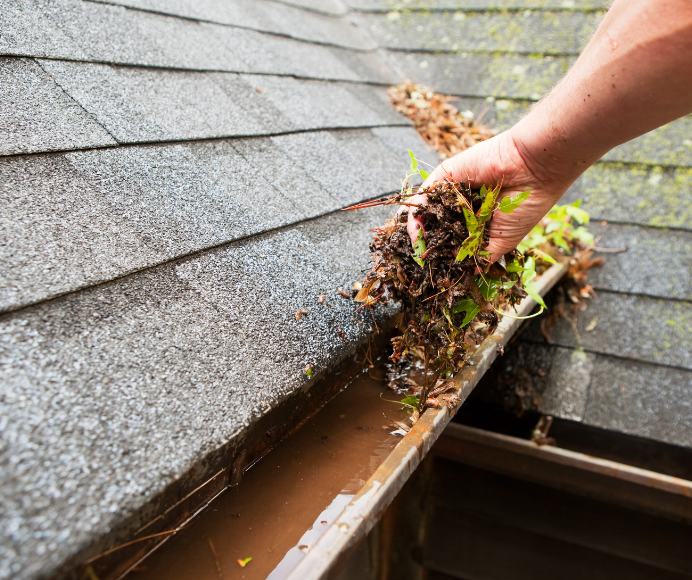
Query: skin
xmin=407 ymin=0 xmax=692 ymax=258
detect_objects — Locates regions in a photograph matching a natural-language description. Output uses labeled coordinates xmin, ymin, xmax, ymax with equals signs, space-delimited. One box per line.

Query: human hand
xmin=407 ymin=130 xmax=576 ymax=261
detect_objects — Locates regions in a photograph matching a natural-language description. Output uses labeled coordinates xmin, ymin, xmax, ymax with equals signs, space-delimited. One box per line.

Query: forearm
xmin=511 ymin=0 xmax=692 ymax=189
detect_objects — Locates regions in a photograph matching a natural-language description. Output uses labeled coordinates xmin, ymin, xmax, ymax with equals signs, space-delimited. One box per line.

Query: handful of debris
xmin=345 ymin=155 xmax=539 ymax=411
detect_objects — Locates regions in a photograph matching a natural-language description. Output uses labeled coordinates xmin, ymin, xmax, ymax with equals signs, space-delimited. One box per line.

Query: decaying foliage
xmin=350 ymin=83 xmax=604 ymax=419
xmin=345 ymin=155 xmax=538 ymax=413
xmin=387 ymin=81 xmax=495 ymax=159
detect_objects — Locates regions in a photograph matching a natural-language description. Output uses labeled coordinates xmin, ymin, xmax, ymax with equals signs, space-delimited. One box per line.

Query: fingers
xmin=406 ymin=193 xmax=426 ymax=242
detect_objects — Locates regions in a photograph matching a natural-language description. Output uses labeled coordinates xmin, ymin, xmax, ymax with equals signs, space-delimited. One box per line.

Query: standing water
xmin=126 ymin=360 xmax=407 ymax=580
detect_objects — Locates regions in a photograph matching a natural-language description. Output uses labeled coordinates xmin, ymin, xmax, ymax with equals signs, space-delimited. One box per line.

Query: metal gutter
xmin=285 ymin=261 xmax=567 ymax=580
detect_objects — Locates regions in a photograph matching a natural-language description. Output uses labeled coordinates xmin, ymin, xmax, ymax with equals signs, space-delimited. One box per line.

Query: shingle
xmin=346 ymin=0 xmax=605 ymax=9
xmin=92 ymin=0 xmax=375 ymax=50
xmin=243 ymin=74 xmax=403 ymax=130
xmin=0 ymin=128 xmax=426 ymax=312
xmin=270 ymin=128 xmax=435 ymax=209
xmin=472 ymin=341 xmax=591 ymax=421
xmin=277 ymin=0 xmax=347 ymax=15
xmin=388 ymin=51 xmax=572 ymax=99
xmin=586 ymin=223 xmax=692 ymax=301
xmin=230 ymin=136 xmax=346 ymax=217
xmin=539 ymin=346 xmax=594 ymax=421
xmin=0 ymin=143 xmax=301 ymax=314
xmin=37 ymin=62 xmax=280 ymax=143
xmin=563 ymin=163 xmax=692 ymax=230
xmin=0 ymin=57 xmax=115 ymax=155
xmin=603 ymin=116 xmax=692 ymax=168
xmin=522 ymin=292 xmax=692 ymax=370
xmin=357 ymin=10 xmax=602 ymax=55
xmin=0 ymin=206 xmax=394 ymax=580
xmin=36 ymin=61 xmax=404 ymax=145
xmin=584 ymin=355 xmax=692 ymax=448
xmin=0 ymin=0 xmax=394 ymax=83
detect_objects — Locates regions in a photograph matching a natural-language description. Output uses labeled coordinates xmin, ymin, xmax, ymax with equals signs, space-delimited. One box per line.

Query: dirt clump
xmin=346 ymin=168 xmax=535 ymax=412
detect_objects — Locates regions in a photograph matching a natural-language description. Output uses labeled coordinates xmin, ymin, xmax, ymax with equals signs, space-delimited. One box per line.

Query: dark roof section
xmin=0 ymin=1 xmax=441 ymax=577
xmin=2 ymin=0 xmax=396 ymax=82
xmin=358 ymin=0 xmax=692 ymax=450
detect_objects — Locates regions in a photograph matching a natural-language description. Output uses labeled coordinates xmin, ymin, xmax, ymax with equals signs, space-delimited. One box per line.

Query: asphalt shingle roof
xmin=0 ymin=1 xmax=440 ymax=576
xmin=2 ymin=0 xmax=691 ymax=578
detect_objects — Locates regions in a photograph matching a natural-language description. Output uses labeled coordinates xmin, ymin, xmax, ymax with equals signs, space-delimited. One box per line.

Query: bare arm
xmin=409 ymin=0 xmax=692 ymax=256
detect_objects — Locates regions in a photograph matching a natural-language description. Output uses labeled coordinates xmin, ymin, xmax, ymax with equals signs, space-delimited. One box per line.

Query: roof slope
xmin=350 ymin=0 xmax=692 ymax=448
xmin=0 ymin=2 xmax=439 ymax=578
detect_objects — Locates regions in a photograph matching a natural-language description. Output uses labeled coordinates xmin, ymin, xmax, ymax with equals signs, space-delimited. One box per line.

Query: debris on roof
xmin=388 ymin=80 xmax=495 ymax=159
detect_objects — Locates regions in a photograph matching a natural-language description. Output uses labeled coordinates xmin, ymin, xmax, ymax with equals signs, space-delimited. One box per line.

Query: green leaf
xmin=506 ymin=259 xmax=527 ymax=273
xmin=408 ymin=150 xmax=418 ymax=175
xmin=477 ymin=185 xmax=500 ymax=223
xmin=412 ymin=228 xmax=426 ymax=267
xmin=419 ymin=169 xmax=430 ymax=180
xmin=531 ymin=249 xmax=557 ymax=264
xmin=571 ymin=226 xmax=594 ymax=245
xmin=462 ymin=206 xmax=479 ymax=232
xmin=455 ymin=232 xmax=480 ymax=262
xmin=524 ymin=280 xmax=546 ymax=308
xmin=401 ymin=395 xmax=419 ymax=408
xmin=566 ymin=205 xmax=590 ymax=224
xmin=477 ymin=276 xmax=502 ymax=301
xmin=550 ymin=233 xmax=571 ymax=253
xmin=421 ymin=313 xmax=431 ymax=323
xmin=451 ymin=298 xmax=481 ymax=328
xmin=456 ymin=206 xmax=483 ymax=261
xmin=522 ymin=256 xmax=537 ymax=283
xmin=499 ymin=190 xmax=531 ymax=214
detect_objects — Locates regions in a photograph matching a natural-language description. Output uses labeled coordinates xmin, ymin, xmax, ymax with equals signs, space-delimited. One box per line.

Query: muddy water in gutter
xmin=126 ymin=362 xmax=407 ymax=580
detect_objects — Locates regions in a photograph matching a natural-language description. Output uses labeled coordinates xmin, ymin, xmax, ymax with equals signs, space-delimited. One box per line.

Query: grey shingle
xmin=563 ymin=163 xmax=692 ymax=230
xmin=346 ymin=0 xmax=605 ymax=9
xmin=277 ymin=0 xmax=347 ymax=14
xmin=585 ymin=355 xmax=692 ymax=448
xmin=472 ymin=341 xmax=591 ymax=421
xmin=388 ymin=51 xmax=571 ymax=99
xmin=0 ymin=128 xmax=425 ymax=312
xmin=523 ymin=292 xmax=692 ymax=370
xmin=0 ymin=0 xmax=396 ymax=83
xmin=270 ymin=128 xmax=437 ymax=208
xmin=0 ymin=57 xmax=115 ymax=155
xmin=586 ymin=223 xmax=692 ymax=301
xmin=91 ymin=0 xmax=374 ymax=50
xmin=539 ymin=346 xmax=594 ymax=421
xmin=357 ymin=10 xmax=602 ymax=55
xmin=36 ymin=61 xmax=404 ymax=145
xmin=603 ymin=117 xmax=692 ymax=168
xmin=0 ymin=206 xmax=394 ymax=580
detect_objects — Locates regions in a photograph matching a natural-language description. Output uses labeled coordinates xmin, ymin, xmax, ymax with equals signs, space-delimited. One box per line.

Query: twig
xmin=592 ymin=246 xmax=627 ymax=253
xmin=85 ymin=531 xmax=177 ymax=564
xmin=208 ymin=538 xmax=223 ymax=579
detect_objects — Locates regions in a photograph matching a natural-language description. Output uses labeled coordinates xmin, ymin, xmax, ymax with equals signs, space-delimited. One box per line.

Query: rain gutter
xmin=285 ymin=261 xmax=567 ymax=580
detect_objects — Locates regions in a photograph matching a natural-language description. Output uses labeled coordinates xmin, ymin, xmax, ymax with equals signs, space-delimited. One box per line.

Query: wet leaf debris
xmin=345 ymin=155 xmax=535 ymax=413
xmin=388 ymin=80 xmax=495 ymax=159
